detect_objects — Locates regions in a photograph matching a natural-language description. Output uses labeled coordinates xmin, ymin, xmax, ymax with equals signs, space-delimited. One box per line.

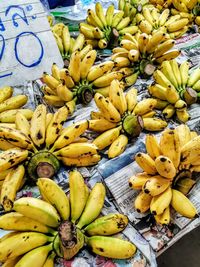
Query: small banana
xmin=87 ymin=61 xmax=114 ymax=82
xmin=68 ymin=51 xmax=81 ymax=83
xmin=145 ymin=134 xmax=161 ymax=160
xmin=109 ymin=79 xmax=127 ymax=115
xmin=80 ymin=50 xmax=97 ymax=80
xmin=155 ymin=156 xmax=176 ymax=179
xmin=89 ymin=119 xmax=117 ymax=132
xmin=37 ymin=178 xmax=70 ymax=221
xmin=134 ymin=191 xmax=152 ymax=213
xmin=93 ymin=72 xmax=123 ymax=88
xmin=77 ymin=183 xmax=106 ymax=229
xmin=43 ymin=252 xmax=55 ymax=267
xmin=0 ymin=149 xmax=28 ymax=171
xmin=51 ymin=63 xmax=60 ymax=81
xmin=61 ymin=154 xmax=101 ymax=167
xmin=56 ymin=82 xmax=74 ymax=102
xmin=143 ymin=118 xmax=167 ymax=131
xmin=143 ymin=175 xmax=170 ymax=196
xmin=108 ymin=134 xmax=128 ymax=158
xmin=42 ymin=73 xmax=60 ymax=90
xmin=125 ymin=88 xmax=137 ymax=112
xmin=0 ymin=86 xmax=13 ymax=103
xmin=93 ymin=127 xmax=121 ymax=150
xmin=84 ymin=213 xmax=128 ymax=236
xmin=154 ymin=206 xmax=170 ymax=225
xmin=0 ymin=95 xmax=27 ymax=113
xmin=133 ymin=98 xmax=157 ymax=115
xmin=150 ymin=187 xmax=172 ymax=215
xmin=15 ymin=112 xmax=30 ymax=137
xmin=129 ymin=173 xmax=152 ymax=190
xmin=135 ymin=152 xmax=157 ymax=175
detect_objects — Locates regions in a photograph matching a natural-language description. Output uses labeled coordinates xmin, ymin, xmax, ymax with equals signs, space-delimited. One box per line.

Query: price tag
xmin=0 ymin=0 xmax=63 ymax=86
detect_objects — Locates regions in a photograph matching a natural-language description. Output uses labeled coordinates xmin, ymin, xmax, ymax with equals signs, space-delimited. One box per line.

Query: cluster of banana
xmin=42 ymin=51 xmax=124 ymax=109
xmin=0 ymin=86 xmax=33 ymax=126
xmin=51 ymin=23 xmax=91 ymax=60
xmin=80 ymin=2 xmax=138 ymax=49
xmin=0 ymin=171 xmax=136 ymax=266
xmin=129 ymin=125 xmax=199 ymax=225
xmin=135 ymin=7 xmax=190 ymax=38
xmin=0 ymin=104 xmax=101 ymax=210
xmin=89 ymin=80 xmax=167 ymax=159
xmin=149 ymin=0 xmax=172 ymax=10
xmin=148 ymin=59 xmax=200 ymax=122
xmin=112 ymin=30 xmax=179 ymax=80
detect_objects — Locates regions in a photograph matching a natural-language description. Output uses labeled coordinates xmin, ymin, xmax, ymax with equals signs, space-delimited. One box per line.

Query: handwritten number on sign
xmin=0 ymin=34 xmax=5 ymax=61
xmin=5 ymin=5 xmax=29 ymax=27
xmin=15 ymin=32 xmax=44 ymax=67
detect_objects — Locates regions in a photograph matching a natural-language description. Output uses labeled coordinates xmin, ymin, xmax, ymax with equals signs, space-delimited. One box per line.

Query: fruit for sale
xmin=112 ymin=31 xmax=179 ymax=83
xmin=42 ymin=51 xmax=123 ymax=111
xmin=0 ymin=173 xmax=136 ymax=265
xmin=0 ymin=105 xmax=100 ymax=211
xmin=80 ymin=2 xmax=138 ymax=49
xmin=90 ymin=80 xmax=167 ymax=158
xmin=51 ymin=23 xmax=91 ymax=60
xmin=128 ymin=125 xmax=199 ymax=225
xmin=148 ymin=59 xmax=200 ymax=122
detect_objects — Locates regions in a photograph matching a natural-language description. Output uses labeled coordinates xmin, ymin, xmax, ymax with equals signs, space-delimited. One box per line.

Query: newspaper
xmin=1 ymin=32 xmax=200 ymax=267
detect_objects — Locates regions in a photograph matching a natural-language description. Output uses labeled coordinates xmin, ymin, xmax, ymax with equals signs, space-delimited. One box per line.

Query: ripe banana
xmin=155 ymin=156 xmax=176 ymax=179
xmin=150 ymin=187 xmax=172 ymax=215
xmin=93 ymin=127 xmax=121 ymax=150
xmin=89 ymin=119 xmax=117 ymax=132
xmin=61 ymin=154 xmax=101 ymax=167
xmin=0 ymin=149 xmax=28 ymax=171
xmin=134 ymin=191 xmax=152 ymax=213
xmin=143 ymin=175 xmax=171 ymax=196
xmin=154 ymin=206 xmax=170 ymax=225
xmin=129 ymin=173 xmax=152 ymax=190
xmin=135 ymin=152 xmax=157 ymax=175
xmin=145 ymin=134 xmax=161 ymax=160
xmin=108 ymin=134 xmax=128 ymax=158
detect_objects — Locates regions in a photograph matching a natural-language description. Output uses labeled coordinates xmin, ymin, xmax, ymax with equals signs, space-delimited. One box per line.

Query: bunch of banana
xmin=42 ymin=51 xmax=124 ymax=110
xmin=148 ymin=59 xmax=200 ymax=122
xmin=89 ymin=79 xmax=167 ymax=159
xmin=135 ymin=6 xmax=190 ymax=38
xmin=79 ymin=2 xmax=138 ymax=49
xmin=118 ymin=0 xmax=149 ymax=20
xmin=0 ymin=104 xmax=101 ymax=210
xmin=129 ymin=125 xmax=199 ymax=225
xmin=0 ymin=86 xmax=33 ymax=128
xmin=112 ymin=31 xmax=179 ymax=82
xmin=0 ymin=171 xmax=137 ymax=265
xmin=149 ymin=0 xmax=172 ymax=10
xmin=51 ymin=23 xmax=91 ymax=60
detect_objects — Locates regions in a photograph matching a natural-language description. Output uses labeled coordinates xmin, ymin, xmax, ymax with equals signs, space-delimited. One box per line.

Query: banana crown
xmin=0 ymin=172 xmax=135 ymax=264
xmin=129 ymin=124 xmax=199 ymax=224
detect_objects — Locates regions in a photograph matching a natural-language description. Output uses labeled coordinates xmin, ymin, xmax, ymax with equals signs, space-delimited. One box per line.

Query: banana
xmin=50 ymin=120 xmax=88 ymax=151
xmin=162 ymin=104 xmax=175 ymax=119
xmin=145 ymin=134 xmax=161 ymax=160
xmin=37 ymin=178 xmax=70 ymax=221
xmin=0 ymin=149 xmax=28 ymax=171
xmin=61 ymin=154 xmax=101 ymax=167
xmin=120 ymin=39 xmax=138 ymax=51
xmin=98 ymin=38 xmax=108 ymax=49
xmin=156 ymin=50 xmax=181 ymax=64
xmin=116 ymin=17 xmax=131 ymax=30
xmin=135 ymin=152 xmax=157 ymax=175
xmin=95 ymin=2 xmax=107 ymax=27
xmin=14 ymin=197 xmax=60 ymax=227
xmin=155 ymin=156 xmax=176 ymax=179
xmin=30 ymin=104 xmax=46 ymax=147
xmin=170 ymin=59 xmax=182 ymax=89
xmin=171 ymin=189 xmax=197 ymax=218
xmin=72 ymin=33 xmax=85 ymax=52
xmin=87 ymin=9 xmax=104 ymax=29
xmin=146 ymin=30 xmax=166 ymax=53
xmin=109 ymin=79 xmax=127 ymax=115
xmin=0 ymin=138 xmax=17 ymax=150
xmin=94 ymin=93 xmax=121 ymax=122
xmin=93 ymin=72 xmax=123 ymax=87
xmin=0 ymin=86 xmax=13 ymax=103
xmin=128 ymin=49 xmax=140 ymax=62
xmin=93 ymin=127 xmax=121 ymax=150
xmin=148 ymin=84 xmax=168 ymax=100
xmin=0 ymin=232 xmax=52 ymax=262
xmin=77 ymin=183 xmax=106 ymax=229
xmin=80 ymin=50 xmax=97 ymax=80
xmin=43 ymin=252 xmax=55 ymax=267
xmin=125 ymin=88 xmax=137 ymax=112
xmin=51 ymin=63 xmax=60 ymax=81
xmin=143 ymin=175 xmax=170 ymax=196
xmin=0 ymin=165 xmax=25 ymax=211
xmin=105 ymin=5 xmax=114 ymax=26
xmin=45 ymin=106 xmax=68 ymax=148
xmin=53 ymin=32 xmax=64 ymax=55
xmin=0 ymin=169 xmax=12 ymax=180
xmin=113 ymin=57 xmax=130 ymax=68
xmin=43 ymin=95 xmax=65 ymax=107
xmin=15 ymin=244 xmax=52 ymax=267
xmin=60 ymin=69 xmax=75 ymax=88
xmin=84 ymin=213 xmax=128 ymax=236
xmin=56 ymin=82 xmax=74 ymax=102
xmin=129 ymin=173 xmax=152 ymax=190
xmin=181 ymin=135 xmax=200 ymax=164
xmin=86 ymin=236 xmax=136 ymax=259
xmin=167 ymin=18 xmax=189 ymax=32
xmin=89 ymin=119 xmax=117 ymax=132
xmin=42 ymin=73 xmax=60 ymax=90
xmin=180 ymin=61 xmax=189 ymax=89
xmin=119 ymin=25 xmax=138 ymax=35
xmin=158 ymin=8 xmax=170 ymax=26
xmin=133 ymin=98 xmax=157 ymax=115
xmin=143 ymin=118 xmax=167 ymax=131
xmin=125 ymin=72 xmax=139 ymax=86
xmin=154 ymin=99 xmax=168 ymax=109
xmin=80 ymin=23 xmax=95 ymax=39
xmin=154 ymin=206 xmax=170 ymax=225
xmin=62 ymin=26 xmax=71 ymax=54
xmin=160 ymin=128 xmax=181 ymax=168
xmin=138 ymin=20 xmax=153 ymax=34
xmin=187 ymin=0 xmax=198 ymax=10
xmin=65 ymin=99 xmax=76 ymax=115
xmin=0 ymin=95 xmax=27 ymax=113
xmin=2 ymin=256 xmax=21 ymax=267
xmin=112 ymin=11 xmax=125 ymax=28
xmin=150 ymin=187 xmax=172 ymax=215
xmin=134 ymin=191 xmax=152 ymax=213
xmin=108 ymin=134 xmax=128 ymax=158
xmin=154 ymin=40 xmax=176 ymax=59
xmin=68 ymin=50 xmax=81 ymax=83
xmin=188 ymin=68 xmax=200 ymax=87
xmin=79 ymin=44 xmax=93 ymax=59
xmin=55 ymin=143 xmax=98 ymax=158
xmin=15 ymin=112 xmax=30 ymax=137
xmin=160 ymin=60 xmax=179 ymax=89
xmin=190 ymin=131 xmax=198 ymax=139
xmin=87 ymin=61 xmax=114 ymax=82
xmin=0 ymin=212 xmax=54 ymax=233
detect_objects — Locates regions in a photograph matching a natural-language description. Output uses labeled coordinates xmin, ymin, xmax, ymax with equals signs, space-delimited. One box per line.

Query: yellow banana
xmin=112 ymin=11 xmax=125 ymax=28
xmin=44 ymin=95 xmax=65 ymax=107
xmin=93 ymin=72 xmax=123 ymax=87
xmin=175 ymin=124 xmax=191 ymax=148
xmin=56 ymin=82 xmax=74 ymax=101
xmin=50 ymin=120 xmax=88 ymax=151
xmin=125 ymin=88 xmax=137 ymax=112
xmin=51 ymin=63 xmax=60 ymax=81
xmin=135 ymin=152 xmax=157 ymax=175
xmin=108 ymin=134 xmax=128 ymax=158
xmin=171 ymin=189 xmax=197 ymax=218
xmin=114 ymin=57 xmax=130 ymax=68
xmin=80 ymin=23 xmax=95 ymax=39
xmin=72 ymin=33 xmax=85 ymax=52
xmin=180 ymin=61 xmax=189 ymax=89
xmin=95 ymin=2 xmax=107 ymax=27
xmin=156 ymin=50 xmax=181 ymax=64
xmin=176 ymin=108 xmax=190 ymax=123
xmin=105 ymin=5 xmax=115 ymax=26
xmin=80 ymin=50 xmax=97 ymax=80
xmin=55 ymin=143 xmax=98 ymax=158
xmin=53 ymin=32 xmax=64 ymax=55
xmin=145 ymin=134 xmax=161 ymax=160
xmin=162 ymin=104 xmax=176 ymax=119
xmin=0 ymin=86 xmax=13 ymax=103
xmin=167 ymin=18 xmax=189 ymax=32
xmin=146 ymin=30 xmax=166 ymax=53
xmin=87 ymin=61 xmax=114 ymax=82
xmin=181 ymin=135 xmax=200 ymax=164
xmin=93 ymin=127 xmax=121 ymax=150
xmin=77 ymin=183 xmax=106 ymax=229
xmin=87 ymin=9 xmax=104 ymax=29
xmin=68 ymin=50 xmax=81 ymax=83
xmin=42 ymin=73 xmax=60 ymax=90
xmin=15 ymin=112 xmax=30 ymax=137
xmin=89 ymin=118 xmax=116 ymax=132
xmin=158 ymin=8 xmax=170 ymax=26
xmin=148 ymin=84 xmax=168 ymax=100
xmin=62 ymin=26 xmax=71 ymax=54
xmin=14 ymin=197 xmax=60 ymax=227
xmin=155 ymin=156 xmax=176 ymax=179
xmin=138 ymin=19 xmax=153 ymax=34
xmin=79 ymin=44 xmax=93 ymax=59
xmin=109 ymin=79 xmax=127 ymax=115
xmin=0 ymin=149 xmax=28 ymax=172
xmin=1 ymin=165 xmax=25 ymax=211
xmin=133 ymin=98 xmax=157 ymax=115
xmin=43 ymin=252 xmax=55 ymax=267
xmin=160 ymin=60 xmax=179 ymax=89
xmin=154 ymin=206 xmax=170 ymax=225
xmin=150 ymin=187 xmax=172 ymax=215
xmin=61 ymin=154 xmax=101 ymax=167
xmin=134 ymin=191 xmax=152 ymax=213
xmin=94 ymin=93 xmax=121 ymax=122
xmin=143 ymin=118 xmax=167 ymax=131
xmin=129 ymin=173 xmax=152 ymax=190
xmin=0 ymin=95 xmax=27 ymax=113
xmin=153 ymin=39 xmax=175 ymax=58
xmin=30 ymin=104 xmax=46 ymax=147
xmin=188 ymin=68 xmax=200 ymax=87
xmin=143 ymin=175 xmax=170 ymax=196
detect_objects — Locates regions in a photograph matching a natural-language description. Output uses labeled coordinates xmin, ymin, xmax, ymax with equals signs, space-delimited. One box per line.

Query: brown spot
xmin=160 ymin=157 xmax=167 ymax=162
xmin=144 ymin=189 xmax=150 ymax=194
xmin=36 ymin=131 xmax=43 ymax=140
xmin=129 ymin=182 xmax=132 ymax=187
xmin=75 ymin=125 xmax=80 ymax=129
xmin=64 ymin=136 xmax=69 ymax=139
